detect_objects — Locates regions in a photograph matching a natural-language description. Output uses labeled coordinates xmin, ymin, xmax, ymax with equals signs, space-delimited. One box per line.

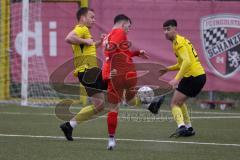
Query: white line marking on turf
xmin=118 ymin=116 xmax=240 ymax=120
xmin=121 ymin=108 xmax=240 ymax=115
xmin=0 ymin=112 xmax=54 ymax=116
xmin=0 ymin=133 xmax=239 ymax=147
xmin=1 ymin=112 xmax=240 ymax=120
xmin=1 ymin=105 xmax=240 ymax=115
xmin=1 ymin=109 xmax=240 ymax=116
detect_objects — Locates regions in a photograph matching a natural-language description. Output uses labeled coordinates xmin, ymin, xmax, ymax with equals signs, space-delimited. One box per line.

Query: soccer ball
xmin=220 ymin=104 xmax=226 ymax=110
xmin=137 ymin=86 xmax=154 ymax=105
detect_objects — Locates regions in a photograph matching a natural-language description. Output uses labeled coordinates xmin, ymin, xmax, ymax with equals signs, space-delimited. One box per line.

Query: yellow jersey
xmin=167 ymin=34 xmax=205 ymax=80
xmin=71 ymin=25 xmax=97 ymax=76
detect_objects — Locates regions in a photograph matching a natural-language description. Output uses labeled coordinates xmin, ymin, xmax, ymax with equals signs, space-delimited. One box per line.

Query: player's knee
xmin=126 ymin=98 xmax=136 ymax=106
xmin=108 ymin=103 xmax=119 ymax=112
xmin=170 ymin=99 xmax=184 ymax=107
xmin=177 ymin=101 xmax=184 ymax=106
xmin=92 ymin=99 xmax=105 ymax=112
xmin=109 ymin=108 xmax=119 ymax=113
xmin=95 ymin=103 xmax=105 ymax=112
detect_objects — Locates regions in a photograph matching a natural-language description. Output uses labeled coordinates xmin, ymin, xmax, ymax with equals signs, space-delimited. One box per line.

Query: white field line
xmin=118 ymin=116 xmax=240 ymax=120
xmin=1 ymin=105 xmax=239 ymax=115
xmin=0 ymin=133 xmax=239 ymax=147
xmin=2 ymin=107 xmax=240 ymax=116
xmin=121 ymin=108 xmax=240 ymax=115
xmin=1 ymin=111 xmax=240 ymax=120
xmin=0 ymin=112 xmax=54 ymax=116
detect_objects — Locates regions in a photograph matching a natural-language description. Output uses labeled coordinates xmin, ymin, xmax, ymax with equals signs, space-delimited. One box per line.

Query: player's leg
xmin=124 ymin=71 xmax=138 ymax=106
xmin=169 ymin=90 xmax=190 ymax=137
xmin=148 ymin=95 xmax=165 ymax=114
xmin=60 ymin=68 xmax=107 ymax=141
xmin=106 ymin=81 xmax=123 ymax=150
xmin=178 ymin=102 xmax=196 ymax=136
xmin=124 ymin=82 xmax=137 ymax=106
xmin=107 ymin=101 xmax=119 ymax=150
xmin=170 ymin=77 xmax=191 ymax=137
xmin=70 ymin=92 xmax=105 ymax=125
xmin=170 ymin=75 xmax=206 ymax=137
xmin=176 ymin=77 xmax=193 ymax=134
xmin=107 ymin=102 xmax=119 ymax=150
xmin=171 ymin=90 xmax=188 ymax=128
xmin=181 ymin=74 xmax=206 ymax=135
xmin=60 ymin=91 xmax=105 ymax=141
xmin=180 ymin=103 xmax=192 ymax=128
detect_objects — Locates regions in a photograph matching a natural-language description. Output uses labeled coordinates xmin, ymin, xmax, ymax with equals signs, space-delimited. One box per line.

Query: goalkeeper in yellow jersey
xmin=60 ymin=7 xmax=107 ymax=141
xmin=161 ymin=19 xmax=206 ymax=137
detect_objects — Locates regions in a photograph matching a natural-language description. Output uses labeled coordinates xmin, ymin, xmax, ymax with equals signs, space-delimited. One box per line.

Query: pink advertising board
xmin=11 ymin=1 xmax=240 ymax=91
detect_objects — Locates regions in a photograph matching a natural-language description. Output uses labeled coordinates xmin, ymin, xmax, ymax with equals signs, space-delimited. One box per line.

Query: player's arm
xmin=158 ymin=63 xmax=179 ymax=77
xmin=167 ymin=63 xmax=180 ymax=71
xmin=174 ymin=46 xmax=191 ymax=80
xmin=65 ymin=30 xmax=94 ymax=45
xmin=131 ymin=50 xmax=140 ymax=57
xmin=94 ymin=40 xmax=102 ymax=47
xmin=131 ymin=50 xmax=148 ymax=59
xmin=94 ymin=33 xmax=106 ymax=48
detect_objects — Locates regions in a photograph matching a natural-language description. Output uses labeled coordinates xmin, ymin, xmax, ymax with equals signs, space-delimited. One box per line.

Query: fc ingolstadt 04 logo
xmin=201 ymin=14 xmax=240 ymax=78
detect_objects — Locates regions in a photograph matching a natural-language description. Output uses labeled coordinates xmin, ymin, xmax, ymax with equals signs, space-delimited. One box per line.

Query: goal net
xmin=0 ymin=0 xmax=63 ymax=106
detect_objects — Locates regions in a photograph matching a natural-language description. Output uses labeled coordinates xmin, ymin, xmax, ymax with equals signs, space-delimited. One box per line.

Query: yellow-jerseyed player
xmin=60 ymin=7 xmax=107 ymax=141
xmin=161 ymin=19 xmax=206 ymax=137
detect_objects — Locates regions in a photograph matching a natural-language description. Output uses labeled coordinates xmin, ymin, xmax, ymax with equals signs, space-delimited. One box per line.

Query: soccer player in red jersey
xmin=102 ymin=14 xmax=148 ymax=150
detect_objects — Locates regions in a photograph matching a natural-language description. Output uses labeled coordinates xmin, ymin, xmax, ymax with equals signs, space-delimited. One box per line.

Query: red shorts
xmin=107 ymin=72 xmax=137 ymax=104
xmin=102 ymin=62 xmax=111 ymax=80
xmin=102 ymin=53 xmax=137 ymax=104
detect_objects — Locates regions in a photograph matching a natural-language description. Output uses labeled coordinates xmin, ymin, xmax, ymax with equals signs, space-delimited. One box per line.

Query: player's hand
xmin=100 ymin=33 xmax=107 ymax=40
xmin=159 ymin=68 xmax=168 ymax=76
xmin=138 ymin=50 xmax=149 ymax=59
xmin=169 ymin=79 xmax=179 ymax=89
xmin=98 ymin=33 xmax=107 ymax=44
xmin=110 ymin=69 xmax=117 ymax=79
xmin=84 ymin=38 xmax=94 ymax=45
xmin=94 ymin=34 xmax=107 ymax=47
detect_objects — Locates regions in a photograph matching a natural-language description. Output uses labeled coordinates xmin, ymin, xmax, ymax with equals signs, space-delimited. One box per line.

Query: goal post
xmin=0 ymin=0 xmax=10 ymax=100
xmin=0 ymin=0 xmax=90 ymax=107
xmin=0 ymin=0 xmax=59 ymax=106
xmin=21 ymin=0 xmax=29 ymax=106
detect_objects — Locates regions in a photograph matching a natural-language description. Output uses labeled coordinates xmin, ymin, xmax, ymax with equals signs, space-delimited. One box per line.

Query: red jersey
xmin=102 ymin=28 xmax=140 ymax=80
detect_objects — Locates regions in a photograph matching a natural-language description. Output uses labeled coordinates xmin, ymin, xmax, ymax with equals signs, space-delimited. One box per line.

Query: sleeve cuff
xmin=132 ymin=50 xmax=140 ymax=57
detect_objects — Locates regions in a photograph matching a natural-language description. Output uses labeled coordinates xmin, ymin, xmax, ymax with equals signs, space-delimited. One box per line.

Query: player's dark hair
xmin=76 ymin=7 xmax=94 ymax=21
xmin=163 ymin=19 xmax=177 ymax=27
xmin=114 ymin=14 xmax=132 ymax=24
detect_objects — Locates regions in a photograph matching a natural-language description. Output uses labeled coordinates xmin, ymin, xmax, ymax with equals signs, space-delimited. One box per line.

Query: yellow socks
xmin=180 ymin=103 xmax=192 ymax=128
xmin=75 ymin=105 xmax=95 ymax=123
xmin=171 ymin=105 xmax=185 ymax=128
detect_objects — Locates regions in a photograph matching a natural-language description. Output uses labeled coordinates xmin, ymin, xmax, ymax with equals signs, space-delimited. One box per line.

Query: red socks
xmin=107 ymin=112 xmax=118 ymax=137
